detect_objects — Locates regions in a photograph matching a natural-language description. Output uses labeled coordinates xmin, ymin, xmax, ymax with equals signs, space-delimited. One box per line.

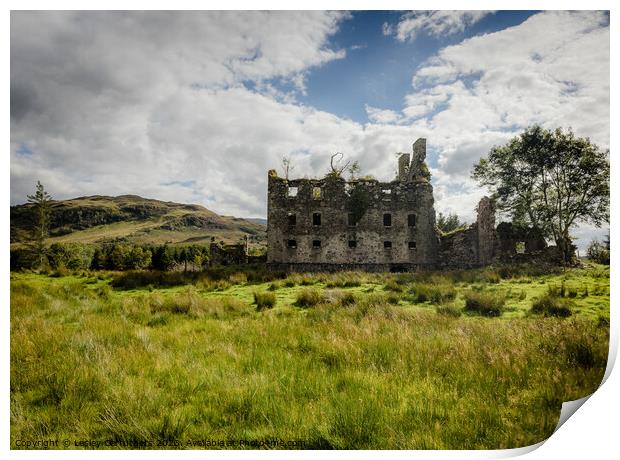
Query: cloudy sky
xmin=10 ymin=10 xmax=610 ymax=247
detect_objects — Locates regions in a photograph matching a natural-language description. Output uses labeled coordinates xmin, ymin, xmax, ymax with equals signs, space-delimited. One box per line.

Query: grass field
xmin=10 ymin=264 xmax=610 ymax=449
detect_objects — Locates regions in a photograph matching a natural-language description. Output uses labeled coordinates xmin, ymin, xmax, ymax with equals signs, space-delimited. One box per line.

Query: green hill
xmin=10 ymin=195 xmax=265 ymax=247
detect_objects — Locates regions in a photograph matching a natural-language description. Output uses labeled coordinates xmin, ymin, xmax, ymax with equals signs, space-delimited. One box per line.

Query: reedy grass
xmin=463 ymin=290 xmax=506 ymax=317
xmin=253 ymin=291 xmax=276 ymax=311
xmin=10 ymin=266 xmax=609 ymax=449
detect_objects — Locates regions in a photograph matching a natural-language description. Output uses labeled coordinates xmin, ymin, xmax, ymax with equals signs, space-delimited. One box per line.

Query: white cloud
xmin=386 ymin=11 xmax=493 ymax=42
xmin=405 ymin=11 xmax=609 ymax=248
xmin=10 ymin=11 xmax=351 ymax=215
xmin=365 ymin=105 xmax=403 ymax=124
xmin=10 ymin=11 xmax=609 ymax=250
xmin=373 ymin=11 xmax=609 ymax=248
xmin=406 ymin=10 xmax=609 ymax=177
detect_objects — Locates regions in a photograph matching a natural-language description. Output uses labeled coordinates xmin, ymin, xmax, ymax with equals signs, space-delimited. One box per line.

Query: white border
xmin=3 ymin=1 xmax=617 ymax=459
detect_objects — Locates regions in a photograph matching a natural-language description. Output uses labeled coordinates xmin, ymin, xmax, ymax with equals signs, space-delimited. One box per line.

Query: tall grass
xmin=295 ymin=288 xmax=324 ymax=308
xmin=253 ymin=291 xmax=276 ymax=311
xmin=410 ymin=282 xmax=457 ymax=304
xmin=10 ymin=271 xmax=609 ymax=450
xmin=463 ymin=290 xmax=506 ymax=317
xmin=530 ymin=294 xmax=573 ymax=318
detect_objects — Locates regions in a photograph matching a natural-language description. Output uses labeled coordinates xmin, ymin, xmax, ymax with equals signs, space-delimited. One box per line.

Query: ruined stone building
xmin=267 ymin=138 xmax=551 ymax=272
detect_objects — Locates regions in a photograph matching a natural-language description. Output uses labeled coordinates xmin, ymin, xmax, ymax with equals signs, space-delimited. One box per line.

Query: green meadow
xmin=10 ymin=264 xmax=609 ymax=449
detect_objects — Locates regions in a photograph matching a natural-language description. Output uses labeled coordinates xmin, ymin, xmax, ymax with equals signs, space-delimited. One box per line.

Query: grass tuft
xmin=530 ymin=294 xmax=573 ymax=317
xmin=463 ymin=290 xmax=506 ymax=317
xmin=295 ymin=288 xmax=324 ymax=308
xmin=253 ymin=291 xmax=276 ymax=311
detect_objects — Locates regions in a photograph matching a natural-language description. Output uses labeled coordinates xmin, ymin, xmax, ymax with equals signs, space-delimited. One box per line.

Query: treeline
xmin=11 ymin=242 xmax=210 ymax=272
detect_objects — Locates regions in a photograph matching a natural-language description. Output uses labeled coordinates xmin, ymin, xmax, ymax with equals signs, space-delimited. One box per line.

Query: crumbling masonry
xmin=267 ymin=138 xmax=547 ymax=272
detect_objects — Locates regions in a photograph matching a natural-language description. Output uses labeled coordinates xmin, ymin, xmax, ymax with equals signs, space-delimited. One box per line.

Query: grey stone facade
xmin=267 ymin=138 xmax=549 ymax=272
xmin=267 ymin=139 xmax=439 ymax=271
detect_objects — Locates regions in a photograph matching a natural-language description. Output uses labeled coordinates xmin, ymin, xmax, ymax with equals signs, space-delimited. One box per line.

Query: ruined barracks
xmin=266 ymin=138 xmax=530 ymax=272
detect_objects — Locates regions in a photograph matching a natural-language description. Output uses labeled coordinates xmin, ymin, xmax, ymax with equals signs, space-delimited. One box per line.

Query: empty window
xmin=313 ymin=212 xmax=321 ymax=226
xmin=383 ymin=213 xmax=392 ymax=227
xmin=287 ymin=186 xmax=298 ymax=197
xmin=384 ymin=241 xmax=392 ymax=249
xmin=408 ymin=214 xmax=416 ymax=227
xmin=312 ymin=240 xmax=321 ymax=249
xmin=312 ymin=187 xmax=322 ymax=199
xmin=382 ymin=188 xmax=392 ymax=195
xmin=408 ymin=241 xmax=417 ymax=250
xmin=287 ymin=213 xmax=296 ymax=226
xmin=516 ymin=241 xmax=526 ymax=254
xmin=348 ymin=240 xmax=357 ymax=248
xmin=287 ymin=239 xmax=297 ymax=249
xmin=347 ymin=213 xmax=357 ymax=226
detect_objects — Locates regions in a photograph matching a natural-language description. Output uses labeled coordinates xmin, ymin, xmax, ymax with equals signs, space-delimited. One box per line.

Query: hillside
xmin=10 ymin=195 xmax=266 ymax=247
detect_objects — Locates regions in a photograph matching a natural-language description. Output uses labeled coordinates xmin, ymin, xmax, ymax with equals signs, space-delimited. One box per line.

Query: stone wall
xmin=267 ymin=139 xmax=439 ymax=271
xmin=266 ymin=137 xmax=555 ymax=272
xmin=209 ymin=236 xmax=248 ymax=266
xmin=476 ymin=197 xmax=497 ymax=265
xmin=438 ymin=225 xmax=479 ymax=269
xmin=496 ymin=222 xmax=547 ymax=256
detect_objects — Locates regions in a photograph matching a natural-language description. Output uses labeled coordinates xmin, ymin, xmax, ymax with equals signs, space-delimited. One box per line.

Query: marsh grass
xmin=530 ymin=294 xmax=574 ymax=318
xmin=410 ymin=282 xmax=457 ymax=304
xmin=253 ymin=291 xmax=276 ymax=311
xmin=436 ymin=304 xmax=462 ymax=318
xmin=463 ymin=291 xmax=506 ymax=317
xmin=10 ymin=265 xmax=610 ymax=450
xmin=295 ymin=288 xmax=324 ymax=308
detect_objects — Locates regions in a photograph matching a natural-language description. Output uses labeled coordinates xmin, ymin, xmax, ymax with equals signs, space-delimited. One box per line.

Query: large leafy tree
xmin=436 ymin=212 xmax=465 ymax=234
xmin=472 ymin=126 xmax=609 ymax=263
xmin=26 ymin=181 xmax=53 ymax=268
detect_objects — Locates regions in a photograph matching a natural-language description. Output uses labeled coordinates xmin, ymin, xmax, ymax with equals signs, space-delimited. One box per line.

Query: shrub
xmin=295 ymin=288 xmax=324 ymax=308
xmin=48 ymin=242 xmax=96 ymax=271
xmin=463 ymin=291 xmax=506 ymax=317
xmin=436 ymin=304 xmax=462 ymax=318
xmin=253 ymin=291 xmax=276 ymax=311
xmin=530 ymin=294 xmax=573 ymax=317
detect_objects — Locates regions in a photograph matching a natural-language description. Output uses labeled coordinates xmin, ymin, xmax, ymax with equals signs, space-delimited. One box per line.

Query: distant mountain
xmin=10 ymin=195 xmax=266 ymax=246
xmin=245 ymin=217 xmax=268 ymax=226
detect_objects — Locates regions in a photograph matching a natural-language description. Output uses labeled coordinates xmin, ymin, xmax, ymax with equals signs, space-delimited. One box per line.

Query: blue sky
xmin=297 ymin=11 xmax=539 ymax=123
xmin=10 ymin=11 xmax=610 ymax=249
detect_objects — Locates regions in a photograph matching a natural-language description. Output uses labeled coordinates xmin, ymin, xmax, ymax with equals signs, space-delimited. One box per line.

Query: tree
xmin=472 ymin=126 xmax=610 ymax=263
xmin=586 ymin=239 xmax=610 ymax=265
xmin=281 ymin=156 xmax=294 ymax=180
xmin=26 ymin=181 xmax=53 ymax=268
xmin=327 ymin=152 xmax=360 ymax=179
xmin=152 ymin=244 xmax=174 ymax=271
xmin=436 ymin=212 xmax=465 ymax=233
